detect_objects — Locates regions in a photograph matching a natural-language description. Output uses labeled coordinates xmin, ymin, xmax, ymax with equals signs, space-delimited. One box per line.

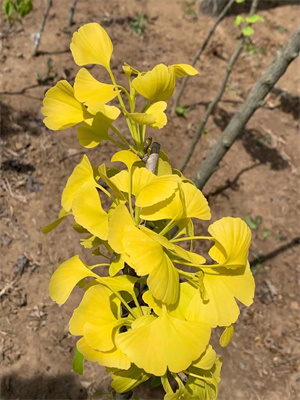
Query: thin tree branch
xmin=180 ymin=40 xmax=244 ymax=172
xmin=33 ymin=0 xmax=53 ymax=56
xmin=180 ymin=0 xmax=259 ymax=172
xmin=193 ymin=24 xmax=300 ymax=190
xmin=68 ymin=0 xmax=79 ymax=27
xmin=174 ymin=0 xmax=235 ymax=110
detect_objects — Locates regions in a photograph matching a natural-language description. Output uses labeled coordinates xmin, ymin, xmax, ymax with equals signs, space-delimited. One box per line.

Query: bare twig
xmin=180 ymin=0 xmax=259 ymax=172
xmin=0 ymin=277 xmax=19 ymax=298
xmin=33 ymin=0 xmax=53 ymax=56
xmin=68 ymin=0 xmax=79 ymax=27
xmin=174 ymin=0 xmax=235 ymax=110
xmin=180 ymin=41 xmax=244 ymax=171
xmin=193 ymin=24 xmax=300 ymax=190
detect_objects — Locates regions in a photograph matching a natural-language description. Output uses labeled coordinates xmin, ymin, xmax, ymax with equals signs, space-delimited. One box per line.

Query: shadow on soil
xmin=213 ymin=107 xmax=289 ymax=171
xmin=0 ymin=101 xmax=44 ymax=139
xmin=206 ymin=162 xmax=261 ymax=200
xmin=1 ymin=373 xmax=87 ymax=400
xmin=250 ymin=237 xmax=300 ymax=267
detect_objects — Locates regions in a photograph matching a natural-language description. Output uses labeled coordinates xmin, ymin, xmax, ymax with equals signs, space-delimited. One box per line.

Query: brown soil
xmin=1 ymin=1 xmax=299 ymax=399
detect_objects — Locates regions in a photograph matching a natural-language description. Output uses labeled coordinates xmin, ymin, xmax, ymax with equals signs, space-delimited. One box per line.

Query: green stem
xmin=134 ymin=207 xmax=141 ymax=225
xmin=114 ymin=85 xmax=131 ymax=104
xmin=108 ymin=69 xmax=135 ymax=140
xmin=96 ymin=277 xmax=136 ymax=318
xmin=108 ymin=137 xmax=125 ymax=150
xmin=96 ymin=183 xmax=116 ymax=203
xmin=159 ymin=219 xmax=177 ymax=237
xmin=89 ymin=263 xmax=110 ymax=270
xmin=171 ymin=236 xmax=213 ymax=243
xmin=131 ymin=290 xmax=143 ymax=317
xmin=141 ymin=100 xmax=151 ymax=113
xmin=110 ymin=125 xmax=137 ymax=153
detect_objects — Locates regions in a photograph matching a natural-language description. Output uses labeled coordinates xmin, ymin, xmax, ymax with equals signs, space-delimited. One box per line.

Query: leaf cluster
xmin=2 ymin=0 xmax=33 ymax=23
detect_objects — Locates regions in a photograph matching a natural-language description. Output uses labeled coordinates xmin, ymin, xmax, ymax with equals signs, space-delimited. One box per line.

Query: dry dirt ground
xmin=0 ymin=1 xmax=300 ymax=399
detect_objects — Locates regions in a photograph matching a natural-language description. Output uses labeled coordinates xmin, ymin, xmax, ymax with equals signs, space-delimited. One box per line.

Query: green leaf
xmin=234 ymin=15 xmax=244 ymax=27
xmin=243 ymin=216 xmax=257 ymax=230
xmin=246 ymin=14 xmax=264 ymax=24
xmin=236 ymin=0 xmax=246 ymax=3
xmin=175 ymin=106 xmax=186 ymax=117
xmin=242 ymin=26 xmax=255 ymax=36
xmin=263 ymin=229 xmax=270 ymax=238
xmin=2 ymin=0 xmax=15 ymax=20
xmin=254 ymin=216 xmax=262 ymax=227
xmin=72 ymin=346 xmax=84 ymax=375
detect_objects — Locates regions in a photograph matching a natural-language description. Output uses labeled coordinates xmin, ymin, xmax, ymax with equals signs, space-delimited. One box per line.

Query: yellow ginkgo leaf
xmin=219 ymin=324 xmax=234 ymax=347
xmin=127 ymin=101 xmax=167 ymax=129
xmin=110 ymin=364 xmax=150 ymax=393
xmin=183 ymin=263 xmax=255 ymax=327
xmin=61 ymin=154 xmax=95 ymax=211
xmin=126 ymin=111 xmax=156 ymax=127
xmin=156 ymin=157 xmax=172 ymax=176
xmin=111 ymin=150 xmax=141 ymax=170
xmin=100 ymin=275 xmax=138 ymax=297
xmin=135 ymin=175 xmax=180 ymax=208
xmin=41 ymin=80 xmax=89 ymax=130
xmin=171 ymin=64 xmax=199 ymax=79
xmin=69 ymin=284 xmax=121 ymax=351
xmin=70 ymin=23 xmax=113 ymax=70
xmin=208 ymin=217 xmax=251 ymax=269
xmin=185 ymin=354 xmax=222 ymax=400
xmin=109 ymin=255 xmax=125 ymax=276
xmin=122 ymin=62 xmax=140 ymax=79
xmin=110 ymin=167 xmax=154 ymax=197
xmin=42 ymin=208 xmax=71 ymax=234
xmin=146 ymin=101 xmax=167 ymax=129
xmin=49 ymin=255 xmax=98 ymax=305
xmin=77 ymin=105 xmax=120 ymax=148
xmin=77 ymin=337 xmax=131 ymax=370
xmin=140 ymin=181 xmax=210 ymax=221
xmin=122 ymin=225 xmax=179 ymax=305
xmin=108 ymin=204 xmax=135 ymax=254
xmin=74 ymin=68 xmax=120 ymax=110
xmin=72 ymin=182 xmax=109 ymax=240
xmin=132 ymin=64 xmax=175 ymax=102
xmin=117 ymin=310 xmax=211 ymax=376
xmin=192 ymin=345 xmax=217 ymax=370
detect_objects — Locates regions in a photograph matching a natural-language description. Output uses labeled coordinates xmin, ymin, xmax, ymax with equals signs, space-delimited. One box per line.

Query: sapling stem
xmin=174 ymin=0 xmax=236 ymax=110
xmin=68 ymin=0 xmax=79 ymax=27
xmin=180 ymin=0 xmax=260 ymax=172
xmin=33 ymin=0 xmax=53 ymax=56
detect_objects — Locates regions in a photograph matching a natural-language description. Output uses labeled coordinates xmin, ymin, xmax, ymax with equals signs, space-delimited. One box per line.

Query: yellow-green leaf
xmin=61 ymin=154 xmax=95 ymax=211
xmin=72 ymin=183 xmax=109 ymax=240
xmin=219 ymin=324 xmax=234 ymax=347
xmin=49 ymin=255 xmax=97 ymax=305
xmin=74 ymin=68 xmax=120 ymax=109
xmin=70 ymin=23 xmax=113 ymax=70
xmin=41 ymin=80 xmax=88 ymax=130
